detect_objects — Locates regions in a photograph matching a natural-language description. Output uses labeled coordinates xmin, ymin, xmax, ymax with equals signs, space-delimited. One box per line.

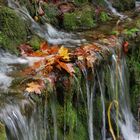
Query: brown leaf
xmin=18 ymin=44 xmax=33 ymax=56
xmin=40 ymin=42 xmax=48 ymax=52
xmin=57 ymin=60 xmax=75 ymax=76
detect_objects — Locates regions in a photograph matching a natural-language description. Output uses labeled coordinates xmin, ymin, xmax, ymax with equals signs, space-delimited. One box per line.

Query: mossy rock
xmin=111 ymin=0 xmax=135 ymax=11
xmin=42 ymin=3 xmax=59 ymax=26
xmin=28 ymin=35 xmax=42 ymax=50
xmin=0 ymin=7 xmax=27 ymax=54
xmin=0 ymin=123 xmax=6 ymax=140
xmin=63 ymin=6 xmax=95 ymax=30
xmin=18 ymin=0 xmax=36 ymax=16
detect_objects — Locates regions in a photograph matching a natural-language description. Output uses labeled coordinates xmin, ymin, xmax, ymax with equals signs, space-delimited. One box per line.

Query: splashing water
xmin=0 ymin=50 xmax=28 ymax=90
xmin=0 ymin=50 xmax=44 ymax=91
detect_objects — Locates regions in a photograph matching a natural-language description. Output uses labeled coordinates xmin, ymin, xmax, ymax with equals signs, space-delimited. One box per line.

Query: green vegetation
xmin=127 ymin=44 xmax=140 ymax=116
xmin=64 ymin=8 xmax=95 ymax=30
xmin=43 ymin=3 xmax=59 ymax=26
xmin=28 ymin=35 xmax=42 ymax=50
xmin=112 ymin=0 xmax=135 ymax=11
xmin=0 ymin=7 xmax=27 ymax=54
xmin=123 ymin=28 xmax=140 ymax=36
xmin=0 ymin=123 xmax=6 ymax=140
xmin=99 ymin=11 xmax=110 ymax=22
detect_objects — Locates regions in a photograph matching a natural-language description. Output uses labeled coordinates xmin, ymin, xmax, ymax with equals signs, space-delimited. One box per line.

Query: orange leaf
xmin=48 ymin=46 xmax=59 ymax=54
xmin=32 ymin=61 xmax=41 ymax=69
xmin=83 ymin=44 xmax=100 ymax=52
xmin=123 ymin=41 xmax=129 ymax=53
xmin=57 ymin=60 xmax=75 ymax=76
xmin=40 ymin=42 xmax=48 ymax=52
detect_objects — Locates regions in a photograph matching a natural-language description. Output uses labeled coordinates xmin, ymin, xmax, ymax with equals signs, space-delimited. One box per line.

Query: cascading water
xmin=0 ymin=46 xmax=139 ymax=140
xmin=0 ymin=50 xmax=28 ymax=90
xmin=7 ymin=0 xmax=85 ymax=46
xmin=104 ymin=0 xmax=126 ymax=19
xmin=107 ymin=54 xmax=139 ymax=140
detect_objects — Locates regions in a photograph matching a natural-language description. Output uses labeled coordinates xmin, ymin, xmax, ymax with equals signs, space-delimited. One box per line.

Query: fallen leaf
xmin=57 ymin=60 xmax=75 ymax=76
xmin=123 ymin=41 xmax=129 ymax=53
xmin=18 ymin=44 xmax=33 ymax=56
xmin=40 ymin=42 xmax=48 ymax=52
xmin=58 ymin=46 xmax=70 ymax=61
xmin=25 ymin=82 xmax=42 ymax=94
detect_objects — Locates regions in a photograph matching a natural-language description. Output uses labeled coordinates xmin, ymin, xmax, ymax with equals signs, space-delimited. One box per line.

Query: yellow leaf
xmin=58 ymin=46 xmax=70 ymax=61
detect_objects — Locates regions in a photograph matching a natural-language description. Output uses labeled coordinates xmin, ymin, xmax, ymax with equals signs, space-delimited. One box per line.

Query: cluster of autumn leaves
xmin=20 ymin=36 xmax=128 ymax=94
xmin=19 ymin=41 xmax=102 ymax=94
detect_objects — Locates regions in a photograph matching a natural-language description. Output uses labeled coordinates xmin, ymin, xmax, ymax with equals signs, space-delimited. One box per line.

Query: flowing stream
xmin=7 ymin=0 xmax=85 ymax=46
xmin=104 ymin=0 xmax=126 ymax=19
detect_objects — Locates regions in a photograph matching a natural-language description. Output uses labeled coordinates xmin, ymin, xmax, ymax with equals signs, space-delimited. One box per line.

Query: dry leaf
xmin=57 ymin=60 xmax=75 ymax=76
xmin=58 ymin=46 xmax=70 ymax=61
xmin=25 ymin=82 xmax=42 ymax=94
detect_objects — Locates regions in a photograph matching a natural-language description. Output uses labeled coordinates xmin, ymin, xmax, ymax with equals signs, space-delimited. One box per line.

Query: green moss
xmin=112 ymin=0 xmax=135 ymax=11
xmin=42 ymin=3 xmax=59 ymax=26
xmin=99 ymin=11 xmax=110 ymax=22
xmin=127 ymin=44 xmax=140 ymax=116
xmin=18 ymin=0 xmax=36 ymax=16
xmin=28 ymin=35 xmax=42 ymax=50
xmin=64 ymin=7 xmax=95 ymax=30
xmin=0 ymin=123 xmax=6 ymax=140
xmin=0 ymin=7 xmax=27 ymax=54
xmin=74 ymin=0 xmax=88 ymax=5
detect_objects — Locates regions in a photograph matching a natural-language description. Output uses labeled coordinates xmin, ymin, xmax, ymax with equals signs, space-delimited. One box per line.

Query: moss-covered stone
xmin=111 ymin=0 xmax=135 ymax=11
xmin=0 ymin=123 xmax=6 ymax=140
xmin=42 ymin=3 xmax=59 ymax=26
xmin=0 ymin=7 xmax=27 ymax=54
xmin=64 ymin=5 xmax=95 ymax=30
xmin=28 ymin=35 xmax=42 ymax=50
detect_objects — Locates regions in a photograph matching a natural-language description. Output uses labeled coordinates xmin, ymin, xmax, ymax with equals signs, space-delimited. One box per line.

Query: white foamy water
xmin=0 ymin=50 xmax=28 ymax=90
xmin=110 ymin=54 xmax=140 ymax=140
xmin=136 ymin=1 xmax=140 ymax=8
xmin=0 ymin=50 xmax=43 ymax=91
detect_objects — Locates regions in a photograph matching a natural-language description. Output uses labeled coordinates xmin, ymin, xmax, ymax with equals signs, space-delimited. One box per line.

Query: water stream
xmin=7 ymin=0 xmax=85 ymax=46
xmin=104 ymin=0 xmax=126 ymax=19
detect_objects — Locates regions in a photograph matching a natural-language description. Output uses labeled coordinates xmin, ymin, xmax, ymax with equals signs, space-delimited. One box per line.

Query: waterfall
xmin=7 ymin=0 xmax=85 ymax=46
xmin=107 ymin=54 xmax=139 ymax=140
xmin=0 ymin=47 xmax=139 ymax=139
xmin=0 ymin=50 xmax=28 ymax=91
xmin=104 ymin=0 xmax=126 ymax=19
